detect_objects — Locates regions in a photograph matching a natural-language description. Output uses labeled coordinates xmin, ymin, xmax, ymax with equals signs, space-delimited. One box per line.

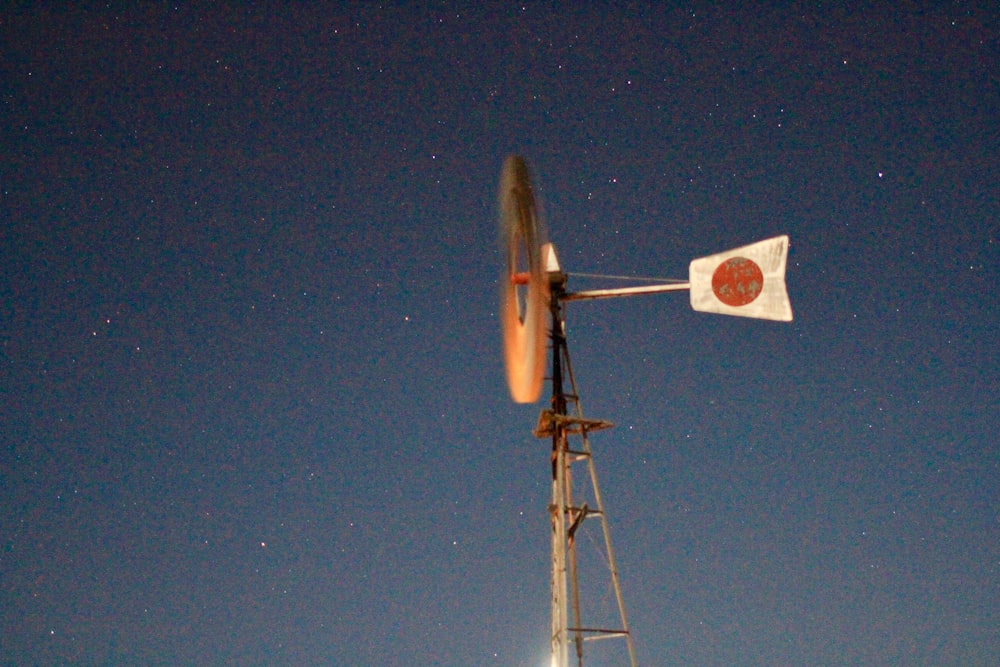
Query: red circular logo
xmin=712 ymin=257 xmax=763 ymax=306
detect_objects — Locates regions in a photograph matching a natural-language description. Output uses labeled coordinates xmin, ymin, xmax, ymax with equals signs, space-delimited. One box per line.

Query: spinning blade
xmin=499 ymin=155 xmax=549 ymax=403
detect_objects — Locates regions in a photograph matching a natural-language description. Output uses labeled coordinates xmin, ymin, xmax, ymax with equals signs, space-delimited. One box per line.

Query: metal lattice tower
xmin=536 ymin=265 xmax=637 ymax=667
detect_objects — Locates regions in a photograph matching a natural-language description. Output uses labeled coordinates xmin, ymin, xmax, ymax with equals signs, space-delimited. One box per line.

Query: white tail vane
xmin=689 ymin=235 xmax=793 ymax=321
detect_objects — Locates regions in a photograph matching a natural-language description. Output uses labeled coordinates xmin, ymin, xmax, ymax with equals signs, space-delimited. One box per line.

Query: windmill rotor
xmin=499 ymin=155 xmax=549 ymax=404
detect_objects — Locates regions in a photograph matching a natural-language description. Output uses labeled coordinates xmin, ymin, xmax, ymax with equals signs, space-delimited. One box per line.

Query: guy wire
xmin=565 ymin=271 xmax=687 ymax=284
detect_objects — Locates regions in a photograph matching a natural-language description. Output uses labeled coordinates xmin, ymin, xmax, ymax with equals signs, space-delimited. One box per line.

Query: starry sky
xmin=3 ymin=4 xmax=998 ymax=666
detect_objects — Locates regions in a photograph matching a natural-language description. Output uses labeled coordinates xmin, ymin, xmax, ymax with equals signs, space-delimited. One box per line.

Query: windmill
xmin=499 ymin=155 xmax=792 ymax=667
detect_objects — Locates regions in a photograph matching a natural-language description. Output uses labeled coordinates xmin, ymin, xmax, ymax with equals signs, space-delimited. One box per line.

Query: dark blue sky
xmin=3 ymin=4 xmax=997 ymax=665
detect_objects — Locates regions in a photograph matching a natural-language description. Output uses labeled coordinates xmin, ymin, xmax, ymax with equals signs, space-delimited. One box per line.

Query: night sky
xmin=3 ymin=5 xmax=998 ymax=666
